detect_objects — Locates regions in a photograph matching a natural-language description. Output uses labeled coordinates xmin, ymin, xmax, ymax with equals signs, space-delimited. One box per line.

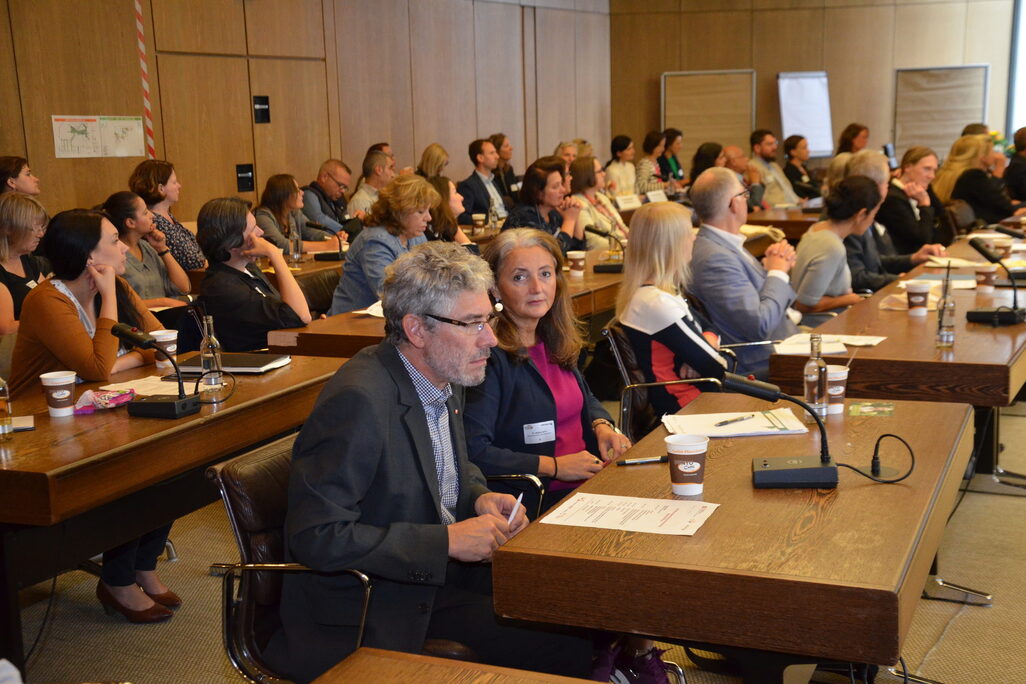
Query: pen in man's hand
xmin=506 ymin=492 xmax=524 ymax=526
xmin=714 ymin=413 xmax=755 ymax=427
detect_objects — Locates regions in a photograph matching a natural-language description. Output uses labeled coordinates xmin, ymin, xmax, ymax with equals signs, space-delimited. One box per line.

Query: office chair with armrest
xmin=207 ymin=435 xmax=472 ymax=684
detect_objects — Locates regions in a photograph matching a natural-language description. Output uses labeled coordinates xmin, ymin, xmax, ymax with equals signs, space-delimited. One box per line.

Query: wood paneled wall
xmin=0 ymin=0 xmax=610 ymax=219
xmin=611 ymin=0 xmax=1014 ymax=162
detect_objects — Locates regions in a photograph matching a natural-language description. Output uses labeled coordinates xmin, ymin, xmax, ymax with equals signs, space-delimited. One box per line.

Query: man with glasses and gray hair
xmin=688 ymin=167 xmax=801 ymax=378
xmin=273 ymin=241 xmax=593 ymax=683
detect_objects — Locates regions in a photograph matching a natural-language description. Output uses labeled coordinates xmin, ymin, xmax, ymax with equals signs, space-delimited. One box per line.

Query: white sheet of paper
xmin=100 ymin=376 xmax=219 ymax=396
xmin=773 ymin=341 xmax=848 ymax=355
xmin=926 ymin=256 xmax=984 ymax=269
xmin=662 ymin=408 xmax=808 ymax=438
xmin=354 ymin=300 xmax=384 ymax=317
xmin=896 ymin=279 xmax=975 ymax=290
xmin=540 ymin=493 xmax=719 ymax=536
xmin=778 ymin=332 xmax=886 ymax=348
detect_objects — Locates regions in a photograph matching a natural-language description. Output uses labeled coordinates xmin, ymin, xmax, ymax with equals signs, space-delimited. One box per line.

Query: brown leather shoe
xmin=143 ymin=589 xmax=182 ymax=608
xmin=96 ymin=581 xmax=172 ymax=623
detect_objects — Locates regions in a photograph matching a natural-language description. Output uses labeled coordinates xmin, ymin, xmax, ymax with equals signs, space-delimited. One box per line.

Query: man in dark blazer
xmin=270 ymin=242 xmax=592 ymax=683
xmin=1005 ymin=127 xmax=1026 ymax=202
xmin=457 ymin=139 xmax=509 ymax=225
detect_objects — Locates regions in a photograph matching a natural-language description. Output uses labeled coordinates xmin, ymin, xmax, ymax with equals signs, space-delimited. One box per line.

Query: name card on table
xmin=615 ymin=194 xmax=642 ymax=211
xmin=645 ymin=190 xmax=668 ymax=203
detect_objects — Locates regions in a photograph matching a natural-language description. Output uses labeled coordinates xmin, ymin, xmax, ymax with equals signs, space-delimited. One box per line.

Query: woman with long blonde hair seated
xmin=934 ymin=134 xmax=1026 ymax=224
xmin=615 ymin=202 xmax=726 ymax=416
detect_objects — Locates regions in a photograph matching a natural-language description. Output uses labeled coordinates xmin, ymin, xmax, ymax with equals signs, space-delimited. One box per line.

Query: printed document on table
xmin=539 ymin=493 xmax=719 ymax=536
xmin=662 ymin=408 xmax=808 ymax=437
xmin=777 ymin=332 xmax=886 ymax=348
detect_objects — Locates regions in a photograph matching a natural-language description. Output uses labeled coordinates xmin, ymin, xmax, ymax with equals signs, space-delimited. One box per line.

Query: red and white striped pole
xmin=134 ymin=0 xmax=156 ymax=159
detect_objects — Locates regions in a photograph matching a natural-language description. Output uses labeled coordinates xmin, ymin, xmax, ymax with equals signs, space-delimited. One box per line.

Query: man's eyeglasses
xmin=424 ymin=311 xmax=498 ymax=334
xmin=729 ymin=188 xmax=750 ymax=208
xmin=328 ymin=175 xmax=349 ymax=193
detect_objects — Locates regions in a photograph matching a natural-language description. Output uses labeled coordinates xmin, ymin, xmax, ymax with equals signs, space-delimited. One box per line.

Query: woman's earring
xmin=494 ymin=301 xmax=503 ymax=312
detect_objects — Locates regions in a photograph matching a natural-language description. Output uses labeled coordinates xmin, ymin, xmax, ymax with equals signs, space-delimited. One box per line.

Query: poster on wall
xmin=51 ymin=115 xmax=145 ymax=158
xmin=51 ymin=115 xmax=101 ymax=158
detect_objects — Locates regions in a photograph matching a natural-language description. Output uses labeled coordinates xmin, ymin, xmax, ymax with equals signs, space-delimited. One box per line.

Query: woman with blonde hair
xmin=0 ymin=193 xmax=49 ymax=333
xmin=329 ymin=174 xmax=440 ymax=314
xmin=415 ymin=143 xmax=449 ymax=178
xmin=616 ymin=202 xmax=726 ymax=416
xmin=935 ymin=134 xmax=1026 ymax=223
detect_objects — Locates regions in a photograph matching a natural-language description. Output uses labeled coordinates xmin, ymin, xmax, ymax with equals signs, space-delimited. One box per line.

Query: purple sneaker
xmin=618 ymin=647 xmax=672 ymax=684
xmin=592 ymin=641 xmax=630 ymax=683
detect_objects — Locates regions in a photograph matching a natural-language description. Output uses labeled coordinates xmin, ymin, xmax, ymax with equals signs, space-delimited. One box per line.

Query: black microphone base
xmin=127 ymin=393 xmax=201 ymax=419
xmin=966 ymin=308 xmax=1026 ymax=326
xmin=752 ymin=455 xmax=838 ymax=489
xmin=313 ymin=252 xmax=345 ymax=261
xmin=592 ymin=262 xmax=623 ymax=273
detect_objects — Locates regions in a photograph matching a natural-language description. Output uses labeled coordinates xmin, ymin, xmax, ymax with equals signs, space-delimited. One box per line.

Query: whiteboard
xmin=778 ymin=72 xmax=834 ymax=157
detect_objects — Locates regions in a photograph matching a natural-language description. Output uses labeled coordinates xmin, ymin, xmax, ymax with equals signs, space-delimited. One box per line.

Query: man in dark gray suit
xmin=272 ymin=242 xmax=592 ymax=683
xmin=689 ymin=167 xmax=801 ymax=378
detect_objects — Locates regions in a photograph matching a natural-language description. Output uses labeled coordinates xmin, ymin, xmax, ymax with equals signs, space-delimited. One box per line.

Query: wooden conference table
xmin=768 ymin=237 xmax=1026 ymax=471
xmin=745 ymin=208 xmax=818 ymax=242
xmin=0 ymin=354 xmax=343 ymax=671
xmin=493 ymin=394 xmax=974 ymax=681
xmin=267 ymin=252 xmax=622 ymax=357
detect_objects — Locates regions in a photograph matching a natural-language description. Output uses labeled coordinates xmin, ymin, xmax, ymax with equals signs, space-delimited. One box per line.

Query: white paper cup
xmin=992 ymin=237 xmax=1014 ymax=259
xmin=975 ymin=264 xmax=998 ymax=293
xmin=567 ymin=250 xmax=586 ymax=276
xmin=40 ymin=370 xmax=77 ymax=417
xmin=826 ymin=365 xmax=849 ymax=414
xmin=665 ymin=434 xmax=709 ymax=495
xmin=151 ymin=329 xmax=178 ymax=370
xmin=905 ymin=281 xmax=931 ymax=316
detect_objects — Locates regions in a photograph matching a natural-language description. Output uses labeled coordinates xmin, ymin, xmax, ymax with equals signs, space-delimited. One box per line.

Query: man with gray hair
xmin=273 ymin=241 xmax=592 ymax=682
xmin=689 ymin=167 xmax=801 ymax=378
xmin=842 ymin=150 xmax=945 ymax=291
xmin=349 ymin=149 xmax=396 ymax=217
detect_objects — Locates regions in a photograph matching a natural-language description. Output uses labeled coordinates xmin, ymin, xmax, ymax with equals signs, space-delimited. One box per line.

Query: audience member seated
xmin=102 ymin=191 xmax=190 ymax=310
xmin=0 ymin=156 xmax=40 ymax=195
xmin=489 ymin=132 xmax=518 ymax=205
xmin=636 ymin=130 xmax=678 ymax=195
xmin=688 ymin=142 xmax=726 ymax=187
xmin=456 ymin=138 xmax=509 ymax=225
xmin=783 ymin=135 xmax=820 ymax=199
xmin=935 ymin=134 xmax=1026 ymax=225
xmin=424 ymin=175 xmax=473 ymax=248
xmin=822 ymin=153 xmax=852 ymax=197
xmin=876 ymin=147 xmax=944 ymax=253
xmin=254 ymin=174 xmax=341 ymax=254
xmin=466 ymin=227 xmax=629 ymax=508
xmin=554 ymin=140 xmax=577 ymax=167
xmin=791 ymin=177 xmax=880 ymax=326
xmin=0 ymin=193 xmax=48 ymax=333
xmin=196 ymin=197 xmax=311 ymax=351
xmin=605 ymin=135 xmax=636 ymax=198
xmin=573 ymin=138 xmax=593 ymax=158
xmin=962 ymin=123 xmax=989 ymax=136
xmin=504 ymin=156 xmax=585 ymax=256
xmin=272 ymin=241 xmax=592 ymax=683
xmin=129 ymin=159 xmax=206 ymax=271
xmin=348 ymin=149 xmax=396 ymax=218
xmin=961 ymin=123 xmax=1008 ymax=179
xmin=616 ymin=202 xmax=726 ymax=416
xmin=301 ymin=159 xmax=352 ymax=237
xmin=416 ymin=143 xmax=449 ymax=178
xmin=688 ymin=167 xmax=800 ymax=378
xmin=843 ymin=150 xmax=945 ymax=292
xmin=1005 ymin=127 xmax=1026 ymax=202
xmin=10 ymin=209 xmax=160 ymax=395
xmin=723 ymin=145 xmax=766 ymax=210
xmin=330 ymin=175 xmax=437 ymax=314
xmin=570 ymin=156 xmax=628 ymax=247
xmin=835 ymin=123 xmax=869 ymax=155
xmin=657 ymin=128 xmax=686 ymax=184
xmin=749 ymin=129 xmax=801 ymax=207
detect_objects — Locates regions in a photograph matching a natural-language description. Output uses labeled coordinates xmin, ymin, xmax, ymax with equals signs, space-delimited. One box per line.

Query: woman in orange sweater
xmin=9 ymin=210 xmax=176 ymax=623
xmin=10 ymin=209 xmax=161 ymax=395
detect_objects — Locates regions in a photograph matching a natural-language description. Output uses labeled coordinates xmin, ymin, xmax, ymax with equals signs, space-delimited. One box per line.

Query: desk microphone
xmin=966 ymin=238 xmax=1026 ymax=326
xmin=112 ymin=323 xmax=201 ymax=419
xmin=314 ymin=217 xmax=360 ymax=262
xmin=990 ymin=224 xmax=1026 ymax=240
xmin=585 ymin=225 xmax=627 ymax=273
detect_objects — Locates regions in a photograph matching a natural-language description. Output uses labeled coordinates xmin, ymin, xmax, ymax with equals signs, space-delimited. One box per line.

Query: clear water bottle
xmin=488 ymin=196 xmax=499 ymax=231
xmin=288 ymin=225 xmax=303 ymax=265
xmin=936 ymin=292 xmax=956 ymax=348
xmin=0 ymin=376 xmax=11 ymax=441
xmin=200 ymin=315 xmax=224 ymax=387
xmin=803 ymin=333 xmax=828 ymax=416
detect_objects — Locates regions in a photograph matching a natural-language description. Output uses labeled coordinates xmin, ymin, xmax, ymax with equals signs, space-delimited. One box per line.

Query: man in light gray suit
xmin=688 ymin=167 xmax=801 ymax=378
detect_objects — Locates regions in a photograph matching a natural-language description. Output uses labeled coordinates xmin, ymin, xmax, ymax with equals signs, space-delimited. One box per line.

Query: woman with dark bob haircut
xmin=688 ymin=142 xmax=726 ymax=186
xmin=196 ymin=197 xmax=311 ymax=351
xmin=128 ymin=159 xmax=206 ymax=270
xmin=503 ymin=156 xmax=585 ymax=256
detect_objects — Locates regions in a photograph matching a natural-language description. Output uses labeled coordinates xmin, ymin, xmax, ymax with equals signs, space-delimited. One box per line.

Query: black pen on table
xmin=714 ymin=413 xmax=755 ymax=427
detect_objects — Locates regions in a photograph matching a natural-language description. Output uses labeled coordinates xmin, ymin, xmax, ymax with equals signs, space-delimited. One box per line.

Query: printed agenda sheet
xmin=539 ymin=493 xmax=719 ymax=536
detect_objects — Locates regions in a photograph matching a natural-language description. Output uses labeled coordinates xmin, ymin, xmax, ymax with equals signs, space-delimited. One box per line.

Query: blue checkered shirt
xmin=397 ymin=350 xmax=460 ymax=525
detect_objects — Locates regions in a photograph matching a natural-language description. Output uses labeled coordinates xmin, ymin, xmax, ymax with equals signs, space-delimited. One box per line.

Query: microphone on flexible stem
xmin=585 ymin=225 xmax=627 ymax=273
xmin=111 ymin=323 xmax=201 ymax=419
xmin=584 ymin=224 xmax=626 ymax=250
xmin=990 ymin=224 xmax=1026 ymax=240
xmin=966 ymin=238 xmax=1026 ymax=325
xmin=691 ymin=371 xmax=838 ymax=489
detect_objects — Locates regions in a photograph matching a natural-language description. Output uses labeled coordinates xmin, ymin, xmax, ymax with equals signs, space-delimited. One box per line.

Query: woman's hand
xmin=595 ymin=423 xmax=631 ymax=462
xmin=241 ymin=234 xmax=279 ymax=260
xmin=87 ymin=263 xmax=117 ymax=298
xmin=143 ymin=228 xmax=168 ymax=251
xmin=554 ymin=451 xmax=604 ymax=481
xmin=902 ymin=180 xmax=929 ymax=205
xmin=558 ymin=196 xmax=582 ymax=222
